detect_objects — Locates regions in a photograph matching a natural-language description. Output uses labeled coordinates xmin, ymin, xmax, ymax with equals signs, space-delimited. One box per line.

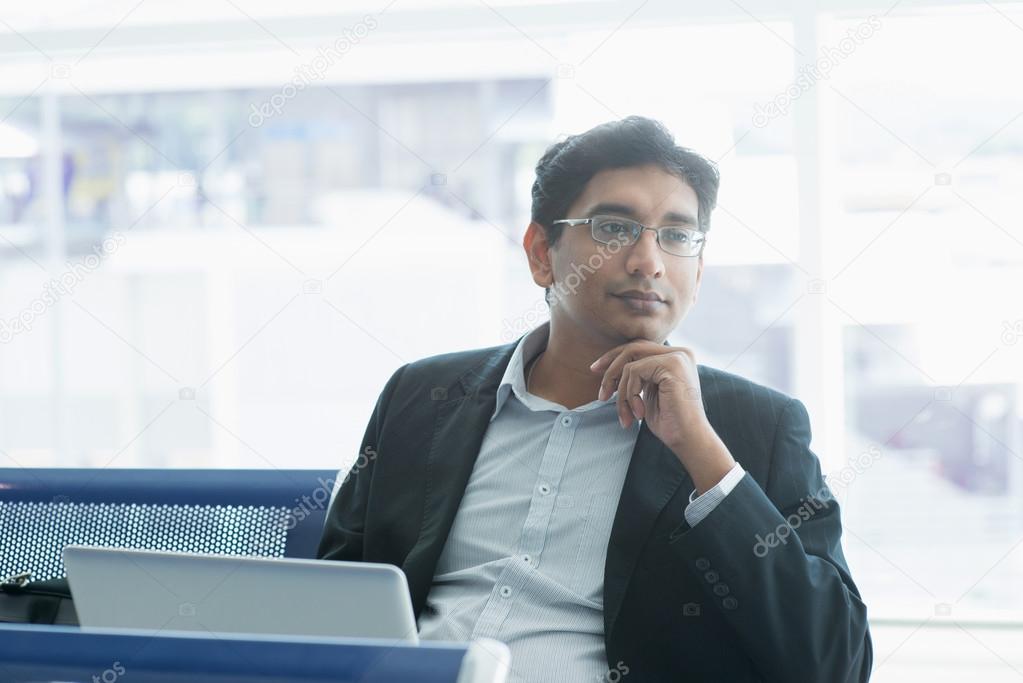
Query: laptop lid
xmin=63 ymin=545 xmax=419 ymax=644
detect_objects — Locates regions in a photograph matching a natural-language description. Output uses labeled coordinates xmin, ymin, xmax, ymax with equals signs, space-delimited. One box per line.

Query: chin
xmin=612 ymin=317 xmax=666 ymax=340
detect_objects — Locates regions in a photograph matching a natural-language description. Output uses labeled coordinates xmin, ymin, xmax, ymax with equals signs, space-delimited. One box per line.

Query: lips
xmin=614 ymin=290 xmax=666 ymax=303
xmin=612 ymin=291 xmax=668 ymax=314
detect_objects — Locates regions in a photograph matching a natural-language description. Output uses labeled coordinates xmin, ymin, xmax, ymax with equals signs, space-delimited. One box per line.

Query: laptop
xmin=62 ymin=545 xmax=420 ymax=643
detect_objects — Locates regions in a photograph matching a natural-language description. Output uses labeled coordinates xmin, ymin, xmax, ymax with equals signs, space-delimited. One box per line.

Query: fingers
xmin=591 ymin=342 xmax=640 ymax=397
xmin=615 ymin=361 xmax=631 ymax=427
xmin=597 ymin=347 xmax=641 ymax=402
xmin=592 ymin=343 xmax=690 ymax=425
xmin=592 ymin=341 xmax=676 ymax=401
xmin=616 ymin=359 xmax=649 ymax=429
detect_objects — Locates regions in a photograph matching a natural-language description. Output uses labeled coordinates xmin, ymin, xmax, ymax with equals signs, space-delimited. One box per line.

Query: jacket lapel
xmin=602 ymin=418 xmax=692 ymax=640
xmin=401 ymin=340 xmax=516 ymax=618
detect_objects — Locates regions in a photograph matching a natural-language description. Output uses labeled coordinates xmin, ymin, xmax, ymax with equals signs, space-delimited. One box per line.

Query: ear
xmin=523 ymin=221 xmax=555 ymax=290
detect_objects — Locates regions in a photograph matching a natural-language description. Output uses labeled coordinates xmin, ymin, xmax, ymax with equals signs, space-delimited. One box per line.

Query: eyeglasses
xmin=551 ymin=214 xmax=706 ymax=257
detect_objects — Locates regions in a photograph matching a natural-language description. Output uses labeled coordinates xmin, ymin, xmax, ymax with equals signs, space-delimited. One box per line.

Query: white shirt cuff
xmin=683 ymin=462 xmax=746 ymax=528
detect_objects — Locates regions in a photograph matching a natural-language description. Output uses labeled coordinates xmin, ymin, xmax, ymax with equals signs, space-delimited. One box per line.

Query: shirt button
xmin=704 ymin=570 xmax=719 ymax=584
xmin=695 ymin=557 xmax=711 ymax=571
xmin=499 ymin=585 xmax=513 ymax=598
xmin=713 ymin=583 xmax=730 ymax=597
xmin=722 ymin=596 xmax=738 ymax=610
xmin=561 ymin=415 xmax=572 ymax=426
xmin=538 ymin=483 xmax=552 ymax=496
xmin=521 ymin=554 xmax=532 ymax=566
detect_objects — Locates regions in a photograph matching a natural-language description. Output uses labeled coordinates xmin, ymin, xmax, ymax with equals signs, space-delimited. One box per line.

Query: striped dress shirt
xmin=417 ymin=321 xmax=744 ymax=681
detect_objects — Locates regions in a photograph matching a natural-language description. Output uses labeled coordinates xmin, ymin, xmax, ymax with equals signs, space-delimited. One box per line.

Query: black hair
xmin=530 ymin=116 xmax=720 ymax=305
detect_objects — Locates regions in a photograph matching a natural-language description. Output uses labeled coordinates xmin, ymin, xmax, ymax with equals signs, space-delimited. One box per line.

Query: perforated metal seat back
xmin=0 ymin=468 xmax=337 ymax=581
xmin=1 ymin=500 xmax=290 ymax=580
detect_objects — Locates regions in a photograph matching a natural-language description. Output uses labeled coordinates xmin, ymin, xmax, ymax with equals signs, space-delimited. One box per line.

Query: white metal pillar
xmin=791 ymin=6 xmax=847 ymax=474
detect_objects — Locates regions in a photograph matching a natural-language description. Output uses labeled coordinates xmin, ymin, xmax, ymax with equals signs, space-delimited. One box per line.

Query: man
xmin=318 ymin=116 xmax=872 ymax=682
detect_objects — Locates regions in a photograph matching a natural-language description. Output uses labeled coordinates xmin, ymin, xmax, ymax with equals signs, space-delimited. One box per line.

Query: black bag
xmin=0 ymin=572 xmax=78 ymax=625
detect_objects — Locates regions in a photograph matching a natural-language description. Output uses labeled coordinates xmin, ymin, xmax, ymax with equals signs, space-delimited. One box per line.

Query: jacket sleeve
xmin=316 ymin=363 xmax=408 ymax=562
xmin=667 ymin=397 xmax=873 ymax=683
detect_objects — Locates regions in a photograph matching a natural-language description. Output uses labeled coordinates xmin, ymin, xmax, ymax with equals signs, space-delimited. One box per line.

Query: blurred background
xmin=1 ymin=0 xmax=1022 ymax=679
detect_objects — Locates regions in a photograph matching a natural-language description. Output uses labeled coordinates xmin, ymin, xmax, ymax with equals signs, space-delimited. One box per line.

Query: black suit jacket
xmin=317 ymin=336 xmax=872 ymax=682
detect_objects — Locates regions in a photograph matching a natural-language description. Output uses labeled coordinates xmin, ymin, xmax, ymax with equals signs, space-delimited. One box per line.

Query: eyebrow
xmin=583 ymin=202 xmax=697 ymax=226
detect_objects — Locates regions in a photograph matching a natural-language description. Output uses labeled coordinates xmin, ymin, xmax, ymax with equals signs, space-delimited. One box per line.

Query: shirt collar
xmin=490 ymin=320 xmax=620 ymax=422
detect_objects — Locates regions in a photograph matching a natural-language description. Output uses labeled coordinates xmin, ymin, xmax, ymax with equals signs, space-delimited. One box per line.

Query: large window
xmin=2 ymin=3 xmax=1022 ymax=679
xmin=0 ymin=14 xmax=799 ymax=471
xmin=823 ymin=7 xmax=1023 ymax=679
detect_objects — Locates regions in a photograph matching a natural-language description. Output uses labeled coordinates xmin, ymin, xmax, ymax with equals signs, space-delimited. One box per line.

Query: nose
xmin=624 ymin=227 xmax=665 ymax=279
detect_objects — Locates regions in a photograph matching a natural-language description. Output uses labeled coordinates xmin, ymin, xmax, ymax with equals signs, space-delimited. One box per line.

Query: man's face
xmin=540 ymin=163 xmax=704 ymax=344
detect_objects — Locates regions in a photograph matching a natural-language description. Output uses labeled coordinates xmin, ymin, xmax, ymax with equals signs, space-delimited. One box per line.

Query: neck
xmin=529 ymin=316 xmax=650 ymax=410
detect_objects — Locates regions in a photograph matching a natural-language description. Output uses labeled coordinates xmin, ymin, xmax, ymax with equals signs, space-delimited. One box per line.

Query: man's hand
xmin=589 ymin=340 xmax=736 ymax=493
